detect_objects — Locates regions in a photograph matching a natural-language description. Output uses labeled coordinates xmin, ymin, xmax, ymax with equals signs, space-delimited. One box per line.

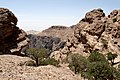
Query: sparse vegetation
xmin=107 ymin=52 xmax=118 ymax=66
xmin=26 ymin=48 xmax=59 ymax=67
xmin=26 ymin=48 xmax=48 ymax=66
xmin=67 ymin=53 xmax=89 ymax=74
xmin=68 ymin=51 xmax=120 ymax=80
xmin=113 ymin=18 xmax=117 ymax=23
xmin=25 ymin=60 xmax=36 ymax=66
xmin=40 ymin=58 xmax=59 ymax=67
xmin=101 ymin=38 xmax=108 ymax=49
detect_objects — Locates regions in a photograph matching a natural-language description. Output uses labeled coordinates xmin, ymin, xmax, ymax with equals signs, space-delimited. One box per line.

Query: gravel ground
xmin=0 ymin=55 xmax=82 ymax=80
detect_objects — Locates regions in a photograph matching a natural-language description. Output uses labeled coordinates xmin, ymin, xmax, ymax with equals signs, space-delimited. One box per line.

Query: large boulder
xmin=72 ymin=9 xmax=120 ymax=55
xmin=0 ymin=8 xmax=29 ymax=55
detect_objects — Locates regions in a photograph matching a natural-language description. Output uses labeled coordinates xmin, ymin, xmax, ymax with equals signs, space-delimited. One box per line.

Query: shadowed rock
xmin=0 ymin=8 xmax=29 ymax=55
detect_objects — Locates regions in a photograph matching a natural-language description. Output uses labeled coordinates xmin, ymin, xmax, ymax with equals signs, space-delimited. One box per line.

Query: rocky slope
xmin=0 ymin=55 xmax=81 ymax=80
xmin=38 ymin=25 xmax=74 ymax=40
xmin=0 ymin=8 xmax=29 ymax=55
xmin=50 ymin=9 xmax=120 ymax=62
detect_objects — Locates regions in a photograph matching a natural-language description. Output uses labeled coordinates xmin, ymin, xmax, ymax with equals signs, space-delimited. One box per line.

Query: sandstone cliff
xmin=50 ymin=9 xmax=120 ymax=61
xmin=0 ymin=8 xmax=29 ymax=55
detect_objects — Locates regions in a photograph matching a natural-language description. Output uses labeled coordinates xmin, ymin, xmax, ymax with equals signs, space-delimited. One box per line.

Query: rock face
xmin=27 ymin=34 xmax=65 ymax=51
xmin=50 ymin=9 xmax=120 ymax=61
xmin=0 ymin=8 xmax=29 ymax=55
xmin=0 ymin=55 xmax=81 ymax=80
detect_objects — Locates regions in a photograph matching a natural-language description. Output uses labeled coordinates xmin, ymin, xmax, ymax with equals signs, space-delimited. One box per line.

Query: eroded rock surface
xmin=51 ymin=9 xmax=120 ymax=61
xmin=0 ymin=8 xmax=29 ymax=55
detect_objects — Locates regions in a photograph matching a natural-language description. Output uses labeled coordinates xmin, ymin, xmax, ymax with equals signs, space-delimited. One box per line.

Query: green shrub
xmin=118 ymin=64 xmax=120 ymax=71
xmin=68 ymin=51 xmax=120 ymax=80
xmin=113 ymin=18 xmax=117 ymax=23
xmin=39 ymin=58 xmax=59 ymax=67
xmin=25 ymin=60 xmax=36 ymax=66
xmin=87 ymin=51 xmax=120 ymax=80
xmin=88 ymin=50 xmax=107 ymax=62
xmin=106 ymin=52 xmax=118 ymax=66
xmin=26 ymin=48 xmax=48 ymax=66
xmin=68 ymin=53 xmax=89 ymax=74
xmin=26 ymin=48 xmax=59 ymax=67
xmin=88 ymin=61 xmax=115 ymax=80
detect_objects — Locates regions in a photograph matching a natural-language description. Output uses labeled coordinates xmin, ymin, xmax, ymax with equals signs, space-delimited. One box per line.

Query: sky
xmin=0 ymin=0 xmax=120 ymax=31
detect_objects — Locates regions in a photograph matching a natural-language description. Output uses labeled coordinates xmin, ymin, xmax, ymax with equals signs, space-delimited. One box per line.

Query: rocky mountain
xmin=0 ymin=8 xmax=29 ymax=55
xmin=50 ymin=9 xmax=120 ymax=62
xmin=38 ymin=25 xmax=74 ymax=40
xmin=0 ymin=55 xmax=81 ymax=80
xmin=26 ymin=25 xmax=74 ymax=53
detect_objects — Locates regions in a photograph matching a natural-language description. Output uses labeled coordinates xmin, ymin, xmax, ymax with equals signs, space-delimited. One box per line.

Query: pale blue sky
xmin=0 ymin=0 xmax=120 ymax=31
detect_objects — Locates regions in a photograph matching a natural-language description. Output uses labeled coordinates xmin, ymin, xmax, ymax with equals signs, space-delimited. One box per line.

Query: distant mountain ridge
xmin=26 ymin=30 xmax=39 ymax=35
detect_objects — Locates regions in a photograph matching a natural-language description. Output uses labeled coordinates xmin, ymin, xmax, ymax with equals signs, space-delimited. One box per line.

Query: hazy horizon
xmin=0 ymin=0 xmax=120 ymax=31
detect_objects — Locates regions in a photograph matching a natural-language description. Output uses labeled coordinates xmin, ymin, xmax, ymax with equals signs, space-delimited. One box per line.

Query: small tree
xmin=68 ymin=51 xmax=120 ymax=80
xmin=88 ymin=50 xmax=107 ymax=62
xmin=106 ymin=52 xmax=118 ymax=66
xmin=87 ymin=51 xmax=120 ymax=80
xmin=26 ymin=48 xmax=48 ymax=66
xmin=68 ymin=53 xmax=89 ymax=74
xmin=88 ymin=61 xmax=115 ymax=80
xmin=118 ymin=64 xmax=120 ymax=71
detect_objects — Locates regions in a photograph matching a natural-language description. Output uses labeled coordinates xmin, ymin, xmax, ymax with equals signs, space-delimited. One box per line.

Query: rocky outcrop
xmin=0 ymin=55 xmax=82 ymax=80
xmin=0 ymin=8 xmax=29 ymax=55
xmin=50 ymin=9 xmax=120 ymax=61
